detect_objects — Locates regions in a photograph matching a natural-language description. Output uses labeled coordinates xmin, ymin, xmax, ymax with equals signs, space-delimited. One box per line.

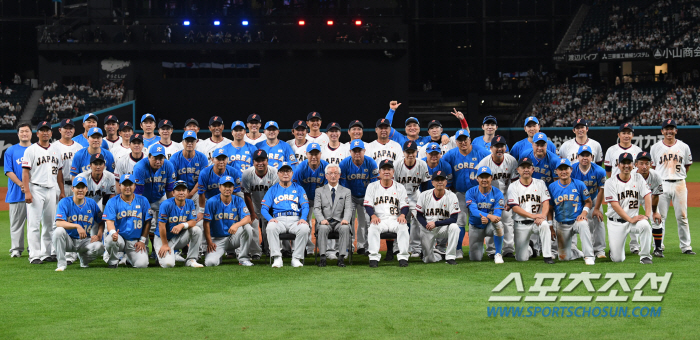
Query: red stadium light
xmin=298 ymin=20 xmax=306 ymax=26
xmin=327 ymin=20 xmax=334 ymax=26
xmin=355 ymin=20 xmax=362 ymax=26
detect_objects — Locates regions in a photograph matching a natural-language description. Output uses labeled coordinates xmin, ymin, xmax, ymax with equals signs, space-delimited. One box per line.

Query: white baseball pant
xmin=486 ymin=209 xmax=514 ymax=255
xmin=204 ymin=224 xmax=251 ymax=266
xmin=104 ymin=235 xmax=149 ymax=268
xmin=407 ymin=203 xmax=421 ymax=254
xmin=316 ymin=221 xmax=351 ymax=257
xmin=26 ymin=184 xmax=58 ymax=262
xmin=350 ymin=196 xmax=370 ymax=250
xmin=9 ymin=202 xmax=27 ymax=254
xmin=420 ymin=223 xmax=459 ymax=262
xmin=436 ymin=192 xmax=469 ymax=253
xmin=148 ymin=196 xmax=166 ymax=233
xmin=248 ymin=204 xmax=265 ymax=257
xmin=555 ymin=220 xmax=593 ymax=261
xmin=154 ymin=226 xmax=204 ymax=268
xmin=568 ymin=214 xmax=606 ymax=258
xmin=63 ymin=183 xmax=73 ymax=197
xmin=658 ymin=180 xmax=692 ymax=251
xmin=468 ymin=222 xmax=503 ymax=261
xmin=368 ymin=219 xmax=409 ymax=261
xmin=607 ymin=217 xmax=652 ymax=263
xmin=267 ymin=216 xmax=310 ymax=260
xmin=514 ymin=220 xmax=552 ymax=261
xmin=52 ymin=227 xmax=104 ymax=268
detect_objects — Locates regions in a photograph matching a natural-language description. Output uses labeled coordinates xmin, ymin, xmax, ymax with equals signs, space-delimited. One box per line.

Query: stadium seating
xmin=0 ymin=84 xmax=32 ymax=127
xmin=32 ymin=87 xmax=118 ymax=125
xmin=632 ymin=83 xmax=700 ymax=125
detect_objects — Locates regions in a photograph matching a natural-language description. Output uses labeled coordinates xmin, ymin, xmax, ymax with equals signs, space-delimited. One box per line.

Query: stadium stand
xmin=632 ymin=83 xmax=700 ymax=125
xmin=0 ymin=84 xmax=32 ymax=128
xmin=32 ymin=82 xmax=123 ymax=125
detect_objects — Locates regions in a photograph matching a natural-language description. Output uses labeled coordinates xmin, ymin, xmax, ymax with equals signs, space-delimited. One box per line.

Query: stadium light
xmin=354 ymin=20 xmax=362 ymax=26
xmin=214 ymin=20 xmax=221 ymax=26
xmin=183 ymin=20 xmax=190 ymax=26
xmin=298 ymin=20 xmax=305 ymax=26
xmin=327 ymin=20 xmax=334 ymax=26
xmin=242 ymin=20 xmax=249 ymax=26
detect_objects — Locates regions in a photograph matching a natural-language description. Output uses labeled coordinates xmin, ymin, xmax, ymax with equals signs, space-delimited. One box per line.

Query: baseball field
xmin=1 ymin=167 xmax=699 ymax=339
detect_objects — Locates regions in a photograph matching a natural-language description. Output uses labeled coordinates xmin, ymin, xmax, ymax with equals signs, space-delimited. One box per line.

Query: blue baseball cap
xmin=88 ymin=127 xmax=103 ymax=137
xmin=213 ymin=148 xmax=228 ymax=159
xmin=425 ymin=142 xmax=441 ymax=154
xmin=524 ymin=116 xmax=539 ymax=126
xmin=349 ymin=139 xmax=364 ymax=150
xmin=141 ymin=113 xmax=155 ymax=123
xmin=278 ymin=162 xmax=294 ymax=171
xmin=183 ymin=130 xmax=197 ymax=140
xmin=265 ymin=121 xmax=279 ymax=130
xmin=455 ymin=129 xmax=470 ymax=140
xmin=83 ymin=113 xmax=98 ymax=123
xmin=577 ymin=145 xmax=592 ymax=155
xmin=120 ymin=173 xmax=135 ymax=184
xmin=483 ymin=115 xmax=497 ymax=125
xmin=556 ymin=158 xmax=572 ymax=169
xmin=173 ymin=180 xmax=188 ymax=189
xmin=405 ymin=117 xmax=419 ymax=126
xmin=72 ymin=176 xmax=88 ymax=187
xmin=532 ymin=132 xmax=547 ymax=143
xmin=477 ymin=166 xmax=492 ymax=177
xmin=219 ymin=176 xmax=236 ymax=186
xmin=231 ymin=120 xmax=245 ymax=130
xmin=306 ymin=143 xmax=322 ymax=153
xmin=148 ymin=144 xmax=166 ymax=157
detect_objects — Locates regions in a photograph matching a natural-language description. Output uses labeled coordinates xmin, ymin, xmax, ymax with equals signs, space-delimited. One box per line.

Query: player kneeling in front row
xmin=203 ymin=176 xmax=253 ymax=267
xmin=53 ymin=177 xmax=105 ymax=271
xmin=415 ymin=171 xmax=460 ymax=265
xmin=466 ymin=167 xmax=505 ymax=264
xmin=605 ymin=153 xmax=654 ymax=264
xmin=365 ymin=160 xmax=411 ymax=267
xmin=155 ymin=180 xmax=204 ymax=268
xmin=103 ymin=174 xmax=153 ymax=268
xmin=507 ymin=157 xmax=554 ymax=264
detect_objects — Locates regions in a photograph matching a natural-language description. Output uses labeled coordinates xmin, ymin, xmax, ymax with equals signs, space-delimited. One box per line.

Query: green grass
xmin=684 ymin=168 xmax=700 ymax=183
xmin=1 ymin=208 xmax=699 ymax=339
xmin=0 ymin=166 xmax=7 ymax=187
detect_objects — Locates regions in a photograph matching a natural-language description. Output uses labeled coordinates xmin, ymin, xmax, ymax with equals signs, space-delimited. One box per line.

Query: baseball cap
xmin=403 ymin=140 xmax=418 ymax=151
xmin=491 ymin=135 xmax=507 ymax=146
xmin=173 ymin=180 xmax=188 ymax=189
xmin=518 ymin=157 xmax=533 ymax=167
xmin=432 ymin=170 xmax=448 ymax=180
xmin=404 ymin=117 xmax=419 ymax=126
xmin=278 ymin=162 xmax=294 ymax=171
xmin=662 ymin=119 xmax=677 ymax=128
xmin=183 ymin=130 xmax=197 ymax=140
xmin=59 ymin=119 xmax=74 ymax=128
xmin=119 ymin=121 xmax=133 ymax=131
xmin=72 ymin=176 xmax=88 ymax=187
xmin=425 ymin=142 xmax=441 ymax=154
xmin=618 ymin=152 xmax=634 ymax=163
xmin=265 ymin=121 xmax=279 ymax=130
xmin=253 ymin=149 xmax=267 ymax=160
xmin=90 ymin=153 xmax=106 ymax=164
xmin=349 ymin=139 xmax=365 ymax=150
xmin=104 ymin=115 xmax=118 ymax=124
xmin=326 ymin=122 xmax=341 ymax=131
xmin=477 ymin=166 xmax=492 ymax=177
xmin=376 ymin=118 xmax=391 ymax=128
xmin=219 ymin=176 xmax=236 ymax=186
xmin=83 ymin=113 xmax=98 ymax=123
xmin=577 ymin=145 xmax=593 ymax=155
xmin=209 ymin=116 xmax=224 ymax=126
xmin=306 ymin=143 xmax=322 ymax=153
xmin=378 ymin=159 xmax=394 ymax=169
xmin=37 ymin=121 xmax=51 ymax=131
xmin=524 ymin=116 xmax=539 ymax=126
xmin=573 ymin=118 xmax=588 ymax=128
xmin=130 ymin=134 xmax=143 ymax=143
xmin=88 ymin=127 xmax=103 ymax=137
xmin=292 ymin=120 xmax=307 ymax=130
xmin=140 ymin=113 xmax=155 ymax=123
xmin=120 ymin=173 xmax=135 ymax=184
xmin=348 ymin=120 xmax=363 ymax=129
xmin=231 ymin=120 xmax=245 ymax=130
xmin=532 ymin=132 xmax=547 ymax=144
xmin=455 ymin=129 xmax=470 ymax=140
xmin=307 ymin=111 xmax=322 ymax=120
xmin=618 ymin=123 xmax=634 ymax=132
xmin=149 ymin=144 xmax=166 ymax=157
xmin=212 ymin=148 xmax=228 ymax=159
xmin=184 ymin=118 xmax=199 ymax=127
xmin=483 ymin=115 xmax=497 ymax=125
xmin=158 ymin=119 xmax=173 ymax=129
xmin=556 ymin=158 xmax=572 ymax=169
xmin=247 ymin=114 xmax=261 ymax=123
xmin=636 ymin=151 xmax=652 ymax=161
xmin=427 ymin=120 xmax=442 ymax=128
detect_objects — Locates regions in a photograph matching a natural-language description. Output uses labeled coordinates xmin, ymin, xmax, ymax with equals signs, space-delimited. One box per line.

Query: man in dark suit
xmin=314 ymin=163 xmax=353 ymax=267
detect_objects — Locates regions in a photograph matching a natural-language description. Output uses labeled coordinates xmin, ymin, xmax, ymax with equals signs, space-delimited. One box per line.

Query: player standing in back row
xmin=6 ymin=123 xmax=31 ymax=258
xmin=558 ymin=119 xmax=603 ymax=165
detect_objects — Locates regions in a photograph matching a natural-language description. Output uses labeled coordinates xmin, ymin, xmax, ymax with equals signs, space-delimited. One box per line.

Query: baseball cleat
xmin=456 ymin=249 xmax=464 ymax=259
xmin=529 ymin=241 xmax=538 ymax=258
xmin=272 ymin=257 xmax=283 ymax=268
xmin=653 ymin=249 xmax=664 ymax=258
xmin=399 ymin=259 xmax=408 ymax=267
xmin=543 ymin=257 xmax=555 ymax=264
xmin=369 ymin=260 xmax=378 ymax=268
xmin=30 ymin=259 xmax=43 ymax=264
xmin=494 ymin=253 xmax=504 ymax=264
xmin=43 ymin=256 xmax=57 ymax=262
xmin=174 ymin=254 xmax=186 ymax=262
xmin=281 ymin=250 xmax=293 ymax=258
xmin=80 ymin=263 xmax=89 ymax=268
xmin=410 ymin=252 xmax=421 ymax=258
xmin=251 ymin=254 xmax=261 ymax=260
xmin=488 ymin=253 xmax=495 ymax=260
xmin=108 ymin=264 xmax=118 ymax=269
xmin=239 ymin=260 xmax=254 ymax=267
xmin=10 ymin=251 xmax=21 ymax=258
xmin=357 ymin=248 xmax=366 ymax=255
xmin=384 ymin=250 xmax=394 ymax=262
xmin=446 ymin=259 xmax=457 ymax=265
xmin=631 ymin=249 xmax=640 ymax=255
xmin=318 ymin=256 xmax=327 ymax=267
xmin=66 ymin=261 xmax=73 ymax=266
xmin=119 ymin=257 xmax=127 ymax=265
xmin=433 ymin=248 xmax=446 ymax=256
xmin=291 ymin=258 xmax=304 ymax=267
xmin=640 ymin=257 xmax=653 ymax=264
xmin=503 ymin=252 xmax=515 ymax=258
xmin=584 ymin=257 xmax=595 ymax=265
xmin=186 ymin=260 xmax=204 ymax=267
xmin=337 ymin=255 xmax=346 ymax=267
xmin=327 ymin=253 xmax=338 ymax=260
xmin=683 ymin=250 xmax=696 ymax=255
xmin=596 ymin=252 xmax=607 ymax=259
xmin=55 ymin=266 xmax=66 ymax=272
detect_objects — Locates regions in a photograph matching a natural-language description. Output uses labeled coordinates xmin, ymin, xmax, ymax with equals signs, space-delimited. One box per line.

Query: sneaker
xmin=494 ymin=253 xmax=504 ymax=264
xmin=239 ymin=260 xmax=254 ymax=267
xmin=384 ymin=250 xmax=394 ymax=262
xmin=55 ymin=266 xmax=66 ymax=272
xmin=683 ymin=249 xmax=696 ymax=255
xmin=503 ymin=252 xmax=515 ymax=258
xmin=653 ymin=249 xmax=664 ymax=258
xmin=327 ymin=253 xmax=338 ymax=260
xmin=434 ymin=248 xmax=446 ymax=256
xmin=640 ymin=257 xmax=653 ymax=264
xmin=596 ymin=252 xmax=607 ymax=259
xmin=272 ymin=256 xmax=283 ymax=268
xmin=291 ymin=258 xmax=304 ymax=267
xmin=251 ymin=254 xmax=261 ymax=261
xmin=184 ymin=259 xmax=203 ymax=267
xmin=631 ymin=249 xmax=640 ymax=255
xmin=543 ymin=257 xmax=555 ymax=264
xmin=43 ymin=256 xmax=57 ymax=262
xmin=446 ymin=259 xmax=457 ymax=265
xmin=369 ymin=260 xmax=378 ymax=268
xmin=30 ymin=259 xmax=43 ymax=264
xmin=584 ymin=257 xmax=595 ymax=265
xmin=174 ymin=254 xmax=186 ymax=262
xmin=119 ymin=257 xmax=127 ymax=265
xmin=410 ymin=252 xmax=421 ymax=258
xmin=10 ymin=251 xmax=20 ymax=258
xmin=456 ymin=249 xmax=464 ymax=259
xmin=399 ymin=259 xmax=408 ymax=267
xmin=80 ymin=263 xmax=89 ymax=268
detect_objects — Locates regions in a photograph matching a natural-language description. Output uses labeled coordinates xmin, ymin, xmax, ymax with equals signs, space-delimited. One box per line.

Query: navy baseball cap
xmin=88 ymin=127 xmax=103 ymax=137
xmin=524 ymin=116 xmax=539 ymax=126
xmin=518 ymin=157 xmax=533 ymax=166
xmin=427 ymin=120 xmax=442 ymax=128
xmin=158 ymin=119 xmax=173 ymax=129
xmin=149 ymin=144 xmax=166 ymax=157
xmin=662 ymin=119 xmax=677 ymax=128
xmin=219 ymin=176 xmax=236 ymax=186
xmin=483 ymin=115 xmax=497 ymax=125
xmin=37 ymin=121 xmax=51 ymax=131
xmin=173 ymin=180 xmax=188 ymax=189
xmin=349 ymin=120 xmax=363 ymax=129
xmin=556 ymin=158 xmax=572 ymax=169
xmin=403 ymin=140 xmax=418 ymax=151
xmin=618 ymin=123 xmax=634 ymax=132
xmin=119 ymin=121 xmax=133 ymax=131
xmin=404 ymin=117 xmax=419 ymax=126
xmin=326 ymin=122 xmax=341 ymax=131
xmin=573 ymin=118 xmax=588 ymax=128
xmin=120 ymin=173 xmax=135 ymax=184
xmin=432 ymin=170 xmax=448 ymax=180
xmin=532 ymin=132 xmax=547 ymax=143
xmin=183 ymin=130 xmax=197 ymax=140
xmin=141 ymin=113 xmax=155 ymax=123
xmin=425 ymin=142 xmax=441 ymax=154
xmin=72 ymin=176 xmax=88 ymax=187
xmin=492 ymin=135 xmax=507 ymax=146
xmin=307 ymin=143 xmax=322 ymax=153
xmin=292 ymin=120 xmax=307 ymax=130
xmin=184 ymin=118 xmax=199 ymax=127
xmin=59 ymin=119 xmax=74 ymax=128
xmin=104 ymin=115 xmax=118 ymax=124
xmin=636 ymin=151 xmax=652 ymax=161
xmin=379 ymin=159 xmax=394 ymax=169
xmin=477 ymin=166 xmax=492 ymax=177
xmin=307 ymin=111 xmax=322 ymax=120
xmin=231 ymin=120 xmax=245 ymax=130
xmin=209 ymin=116 xmax=224 ymax=126
xmin=278 ymin=162 xmax=294 ymax=171
xmin=212 ymin=148 xmax=228 ymax=159
xmin=247 ymin=114 xmax=261 ymax=123
xmin=376 ymin=118 xmax=391 ymax=127
xmin=83 ymin=113 xmax=98 ymax=123
xmin=577 ymin=145 xmax=593 ymax=155
xmin=349 ymin=139 xmax=365 ymax=150
xmin=253 ymin=149 xmax=267 ymax=160
xmin=90 ymin=153 xmax=106 ymax=164
xmin=265 ymin=121 xmax=279 ymax=130
xmin=618 ymin=152 xmax=634 ymax=163
xmin=455 ymin=129 xmax=470 ymax=140
xmin=130 ymin=134 xmax=143 ymax=143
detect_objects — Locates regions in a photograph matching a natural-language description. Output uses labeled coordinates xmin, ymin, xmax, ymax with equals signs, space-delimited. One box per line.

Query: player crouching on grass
xmin=52 ymin=176 xmax=105 ymax=271
xmin=604 ymin=153 xmax=654 ymax=264
xmin=364 ymin=159 xmax=410 ymax=267
xmin=415 ymin=171 xmax=460 ymax=265
xmin=466 ymin=167 xmax=505 ymax=264
xmin=155 ymin=180 xmax=204 ymax=268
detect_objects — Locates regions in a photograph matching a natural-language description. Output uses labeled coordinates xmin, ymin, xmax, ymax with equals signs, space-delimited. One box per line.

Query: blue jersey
xmin=339 ymin=156 xmax=378 ymax=198
xmin=521 ymin=150 xmax=560 ymax=185
xmin=4 ymin=144 xmax=27 ymax=203
xmin=132 ymin=158 xmax=177 ymax=203
xmin=293 ymin=160 xmax=328 ymax=200
xmin=465 ymin=186 xmax=505 ymax=228
xmin=103 ymin=195 xmax=152 ymax=241
xmin=70 ymin=148 xmax=116 ymax=176
xmin=385 ymin=109 xmax=433 ymax=147
xmin=548 ymin=179 xmax=590 ymax=224
xmin=157 ymin=197 xmax=196 ymax=240
xmin=72 ymin=134 xmax=109 ymax=149
xmin=255 ymin=140 xmax=298 ymax=169
xmin=442 ymin=147 xmax=489 ymax=193
xmin=55 ymin=197 xmax=103 ymax=239
xmin=471 ymin=135 xmax=510 ymax=154
xmin=261 ymin=182 xmax=310 ymax=220
xmin=222 ymin=142 xmax=258 ymax=171
xmin=143 ymin=135 xmax=161 ymax=149
xmin=570 ymin=162 xmax=606 ymax=200
xmin=510 ymin=138 xmax=557 ymax=161
xmin=197 ymin=165 xmax=242 ymax=199
xmin=169 ymin=150 xmax=208 ymax=190
xmin=204 ymin=194 xmax=250 ymax=238
xmin=422 ymin=157 xmax=453 ymax=189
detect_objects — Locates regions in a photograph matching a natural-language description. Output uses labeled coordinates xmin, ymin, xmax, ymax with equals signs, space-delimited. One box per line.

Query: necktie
xmin=331 ymin=187 xmax=336 ymax=204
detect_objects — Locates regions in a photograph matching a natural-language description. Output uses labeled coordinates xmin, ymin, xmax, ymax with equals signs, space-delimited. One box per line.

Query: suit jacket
xmin=314 ymin=183 xmax=353 ymax=223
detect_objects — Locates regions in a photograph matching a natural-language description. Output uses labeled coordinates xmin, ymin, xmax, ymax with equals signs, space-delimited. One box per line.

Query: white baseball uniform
xmin=559 ymin=138 xmax=604 ymax=163
xmin=394 ymin=158 xmax=431 ymax=254
xmin=321 ymin=143 xmax=350 ymax=165
xmin=23 ymin=142 xmax=62 ymax=262
xmin=604 ymin=172 xmax=653 ymax=262
xmin=104 ymin=136 xmax=123 ymax=151
xmin=155 ymin=141 xmax=183 ymax=160
xmin=604 ymin=144 xmax=642 ymax=177
xmin=51 ymin=139 xmax=83 ymax=196
xmin=287 ymin=139 xmax=310 ymax=163
xmin=244 ymin=134 xmax=266 ymax=146
xmin=651 ymin=139 xmax=693 ymax=251
xmin=363 ymin=180 xmax=410 ymax=261
xmin=109 ymin=143 xmax=135 ymax=162
xmin=366 ymin=140 xmax=403 ymax=163
xmin=415 ymin=189 xmax=461 ymax=262
xmin=241 ymin=165 xmax=279 ymax=256
xmin=477 ymin=154 xmax=518 ymax=256
xmin=418 ymin=140 xmax=455 ymax=159
xmin=76 ymin=169 xmax=117 ymax=210
xmin=114 ymin=153 xmax=147 ymax=182
xmin=306 ymin=133 xmax=329 ymax=147
xmin=507 ymin=178 xmax=553 ymax=261
xmin=196 ymin=137 xmax=233 ymax=165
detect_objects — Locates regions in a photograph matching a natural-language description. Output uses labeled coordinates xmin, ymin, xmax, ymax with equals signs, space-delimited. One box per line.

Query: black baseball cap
xmin=573 ymin=118 xmax=588 ymax=128
xmin=379 ymin=159 xmax=394 ymax=169
xmin=247 ymin=114 xmax=261 ymax=123
xmin=292 ymin=120 xmax=307 ymax=130
xmin=209 ymin=116 xmax=224 ymax=125
xmin=37 ymin=121 xmax=51 ymax=131
xmin=158 ymin=119 xmax=173 ymax=129
xmin=404 ymin=117 xmax=419 ymax=126
xmin=618 ymin=152 xmax=634 ymax=163
xmin=307 ymin=111 xmax=322 ymax=120
xmin=518 ymin=157 xmax=533 ymax=167
xmin=59 ymin=119 xmax=74 ymax=128
xmin=349 ymin=120 xmax=363 ymax=129
xmin=483 ymin=115 xmax=497 ymax=125
xmin=253 ymin=149 xmax=267 ymax=160
xmin=90 ymin=153 xmax=106 ymax=164
xmin=491 ymin=135 xmax=507 ymax=146
xmin=104 ymin=115 xmax=118 ymax=124
xmin=119 ymin=121 xmax=133 ymax=131
xmin=618 ymin=123 xmax=634 ymax=132
xmin=376 ymin=118 xmax=391 ymax=128
xmin=403 ymin=140 xmax=418 ymax=151
xmin=661 ymin=119 xmax=677 ymax=128
xmin=184 ymin=118 xmax=199 ymax=127
xmin=326 ymin=122 xmax=341 ymax=131
xmin=173 ymin=180 xmax=188 ymax=189
xmin=427 ymin=120 xmax=442 ymax=128
xmin=432 ymin=170 xmax=448 ymax=180
xmin=636 ymin=151 xmax=652 ymax=162
xmin=130 ymin=134 xmax=144 ymax=143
